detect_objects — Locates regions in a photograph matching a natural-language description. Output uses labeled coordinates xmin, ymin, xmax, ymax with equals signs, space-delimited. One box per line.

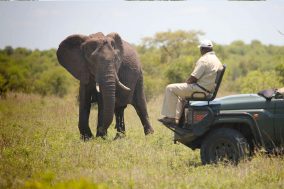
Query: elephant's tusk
xmin=117 ymin=80 xmax=131 ymax=92
xmin=96 ymin=83 xmax=100 ymax=93
xmin=114 ymin=71 xmax=131 ymax=92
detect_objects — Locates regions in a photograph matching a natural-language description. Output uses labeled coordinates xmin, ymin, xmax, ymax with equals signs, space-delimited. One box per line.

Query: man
xmin=159 ymin=39 xmax=223 ymax=124
xmin=277 ymin=87 xmax=284 ymax=96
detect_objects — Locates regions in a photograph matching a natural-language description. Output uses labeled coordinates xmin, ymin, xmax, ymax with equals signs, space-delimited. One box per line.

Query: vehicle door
xmin=273 ymin=98 xmax=284 ymax=146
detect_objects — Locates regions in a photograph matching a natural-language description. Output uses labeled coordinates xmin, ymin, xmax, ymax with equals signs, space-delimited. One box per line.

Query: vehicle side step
xmin=160 ymin=122 xmax=192 ymax=136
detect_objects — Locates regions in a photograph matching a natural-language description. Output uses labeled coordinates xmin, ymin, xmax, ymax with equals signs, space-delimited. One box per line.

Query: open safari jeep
xmin=161 ymin=65 xmax=284 ymax=164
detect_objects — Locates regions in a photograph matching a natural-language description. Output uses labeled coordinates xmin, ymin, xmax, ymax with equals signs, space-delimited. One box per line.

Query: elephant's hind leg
xmin=114 ymin=106 xmax=127 ymax=140
xmin=132 ymin=78 xmax=154 ymax=135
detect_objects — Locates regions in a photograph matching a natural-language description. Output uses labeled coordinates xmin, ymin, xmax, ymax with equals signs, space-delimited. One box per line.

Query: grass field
xmin=1 ymin=92 xmax=284 ymax=189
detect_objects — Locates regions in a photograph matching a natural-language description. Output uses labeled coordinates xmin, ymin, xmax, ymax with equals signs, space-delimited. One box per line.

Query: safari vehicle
xmin=161 ymin=65 xmax=284 ymax=164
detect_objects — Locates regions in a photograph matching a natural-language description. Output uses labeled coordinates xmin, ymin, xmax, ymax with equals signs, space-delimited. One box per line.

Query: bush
xmin=143 ymin=75 xmax=165 ymax=100
xmin=165 ymin=56 xmax=194 ymax=84
xmin=34 ymin=68 xmax=70 ymax=97
xmin=0 ymin=47 xmax=73 ymax=97
xmin=237 ymin=70 xmax=282 ymax=93
xmin=1 ymin=31 xmax=284 ymax=98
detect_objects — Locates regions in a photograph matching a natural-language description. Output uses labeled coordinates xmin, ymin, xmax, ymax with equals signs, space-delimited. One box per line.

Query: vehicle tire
xmin=200 ymin=128 xmax=250 ymax=165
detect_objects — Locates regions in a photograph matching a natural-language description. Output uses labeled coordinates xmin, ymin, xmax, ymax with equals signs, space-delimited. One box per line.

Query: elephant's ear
xmin=57 ymin=34 xmax=90 ymax=84
xmin=107 ymin=32 xmax=124 ymax=55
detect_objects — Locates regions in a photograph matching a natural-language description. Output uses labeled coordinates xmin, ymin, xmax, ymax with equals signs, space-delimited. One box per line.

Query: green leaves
xmin=137 ymin=30 xmax=203 ymax=99
xmin=141 ymin=30 xmax=202 ymax=64
xmin=165 ymin=57 xmax=194 ymax=83
xmin=0 ymin=47 xmax=74 ymax=97
xmin=237 ymin=70 xmax=282 ymax=94
xmin=34 ymin=68 xmax=70 ymax=97
xmin=1 ymin=30 xmax=284 ymax=98
xmin=276 ymin=63 xmax=284 ymax=83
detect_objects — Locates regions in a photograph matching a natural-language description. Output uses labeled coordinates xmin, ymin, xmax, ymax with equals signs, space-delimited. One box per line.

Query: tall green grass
xmin=0 ymin=93 xmax=284 ymax=189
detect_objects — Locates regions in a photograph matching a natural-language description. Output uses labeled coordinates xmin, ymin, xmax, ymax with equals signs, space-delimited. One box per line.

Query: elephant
xmin=56 ymin=32 xmax=154 ymax=140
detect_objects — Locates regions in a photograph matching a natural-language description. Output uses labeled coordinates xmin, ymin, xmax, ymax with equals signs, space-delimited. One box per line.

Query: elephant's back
xmin=121 ymin=41 xmax=141 ymax=72
xmin=116 ymin=41 xmax=142 ymax=105
xmin=119 ymin=40 xmax=142 ymax=89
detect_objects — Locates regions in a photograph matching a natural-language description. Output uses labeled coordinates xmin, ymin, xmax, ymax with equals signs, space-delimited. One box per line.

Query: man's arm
xmin=186 ymin=75 xmax=197 ymax=84
xmin=188 ymin=60 xmax=204 ymax=85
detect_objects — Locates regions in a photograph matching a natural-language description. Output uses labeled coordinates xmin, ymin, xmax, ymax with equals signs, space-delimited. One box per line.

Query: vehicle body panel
xmin=274 ymin=99 xmax=284 ymax=145
xmin=164 ymin=93 xmax=284 ymax=151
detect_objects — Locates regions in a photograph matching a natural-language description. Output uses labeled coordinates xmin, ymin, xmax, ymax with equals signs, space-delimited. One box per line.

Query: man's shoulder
xmin=200 ymin=51 xmax=215 ymax=59
xmin=205 ymin=51 xmax=218 ymax=58
xmin=196 ymin=51 xmax=221 ymax=66
xmin=206 ymin=52 xmax=222 ymax=63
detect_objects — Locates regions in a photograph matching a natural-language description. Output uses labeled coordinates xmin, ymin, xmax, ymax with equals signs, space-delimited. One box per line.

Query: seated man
xmin=159 ymin=39 xmax=223 ymax=124
xmin=277 ymin=87 xmax=284 ymax=96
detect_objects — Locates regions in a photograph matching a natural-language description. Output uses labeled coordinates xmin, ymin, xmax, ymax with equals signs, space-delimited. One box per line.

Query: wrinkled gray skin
xmin=57 ymin=32 xmax=154 ymax=140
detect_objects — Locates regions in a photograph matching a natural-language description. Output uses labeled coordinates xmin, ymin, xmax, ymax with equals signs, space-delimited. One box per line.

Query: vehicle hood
xmin=191 ymin=94 xmax=268 ymax=110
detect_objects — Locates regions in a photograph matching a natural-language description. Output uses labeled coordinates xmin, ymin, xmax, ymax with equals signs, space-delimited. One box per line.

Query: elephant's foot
xmin=80 ymin=134 xmax=94 ymax=141
xmin=96 ymin=130 xmax=108 ymax=140
xmin=144 ymin=126 xmax=154 ymax=135
xmin=96 ymin=135 xmax=107 ymax=140
xmin=114 ymin=132 xmax=126 ymax=140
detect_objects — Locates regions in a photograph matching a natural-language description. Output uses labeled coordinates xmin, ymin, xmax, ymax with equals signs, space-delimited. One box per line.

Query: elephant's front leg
xmin=96 ymin=93 xmax=108 ymax=138
xmin=79 ymin=82 xmax=93 ymax=141
xmin=114 ymin=106 xmax=127 ymax=140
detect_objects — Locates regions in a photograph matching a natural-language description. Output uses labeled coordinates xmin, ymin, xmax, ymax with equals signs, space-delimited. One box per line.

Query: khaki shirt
xmin=277 ymin=87 xmax=284 ymax=96
xmin=191 ymin=51 xmax=223 ymax=92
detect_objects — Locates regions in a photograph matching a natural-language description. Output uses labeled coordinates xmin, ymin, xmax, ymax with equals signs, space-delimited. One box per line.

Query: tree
xmin=275 ymin=63 xmax=284 ymax=84
xmin=141 ymin=30 xmax=203 ymax=64
xmin=237 ymin=70 xmax=282 ymax=93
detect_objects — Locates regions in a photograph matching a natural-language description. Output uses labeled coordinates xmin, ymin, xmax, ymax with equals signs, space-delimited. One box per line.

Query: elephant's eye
xmin=91 ymin=42 xmax=98 ymax=50
xmin=111 ymin=41 xmax=115 ymax=49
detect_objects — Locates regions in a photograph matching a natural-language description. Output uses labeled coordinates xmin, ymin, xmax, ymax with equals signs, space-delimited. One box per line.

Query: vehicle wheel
xmin=201 ymin=128 xmax=250 ymax=165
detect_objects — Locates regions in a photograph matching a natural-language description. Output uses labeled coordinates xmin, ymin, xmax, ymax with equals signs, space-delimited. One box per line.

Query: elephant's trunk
xmin=95 ymin=72 xmax=130 ymax=94
xmin=97 ymin=66 xmax=116 ymax=136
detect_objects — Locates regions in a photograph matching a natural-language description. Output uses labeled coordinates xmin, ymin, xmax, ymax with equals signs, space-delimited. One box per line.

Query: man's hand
xmin=186 ymin=76 xmax=197 ymax=84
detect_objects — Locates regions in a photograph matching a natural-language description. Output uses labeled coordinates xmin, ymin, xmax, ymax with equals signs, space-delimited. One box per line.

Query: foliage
xmin=165 ymin=56 xmax=195 ymax=83
xmin=137 ymin=30 xmax=202 ymax=99
xmin=137 ymin=31 xmax=284 ymax=96
xmin=237 ymin=70 xmax=282 ymax=93
xmin=1 ymin=30 xmax=284 ymax=99
xmin=141 ymin=30 xmax=202 ymax=64
xmin=0 ymin=47 xmax=74 ymax=97
xmin=25 ymin=178 xmax=108 ymax=189
xmin=275 ymin=62 xmax=284 ymax=83
xmin=1 ymin=93 xmax=284 ymax=189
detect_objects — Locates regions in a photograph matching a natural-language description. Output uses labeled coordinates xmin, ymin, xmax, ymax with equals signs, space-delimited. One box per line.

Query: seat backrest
xmin=187 ymin=64 xmax=226 ymax=102
xmin=209 ymin=64 xmax=226 ymax=100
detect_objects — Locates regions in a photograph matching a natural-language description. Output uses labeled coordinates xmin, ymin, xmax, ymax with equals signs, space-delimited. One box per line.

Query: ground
xmin=0 ymin=93 xmax=284 ymax=189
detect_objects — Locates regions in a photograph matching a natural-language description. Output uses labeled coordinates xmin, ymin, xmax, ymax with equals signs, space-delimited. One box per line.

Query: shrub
xmin=237 ymin=70 xmax=282 ymax=93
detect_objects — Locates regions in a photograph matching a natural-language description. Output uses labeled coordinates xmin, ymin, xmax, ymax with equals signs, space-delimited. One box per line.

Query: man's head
xmin=198 ymin=39 xmax=213 ymax=55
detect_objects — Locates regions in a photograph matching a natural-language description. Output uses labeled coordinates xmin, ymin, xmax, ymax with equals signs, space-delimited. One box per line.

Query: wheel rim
xmin=210 ymin=139 xmax=238 ymax=163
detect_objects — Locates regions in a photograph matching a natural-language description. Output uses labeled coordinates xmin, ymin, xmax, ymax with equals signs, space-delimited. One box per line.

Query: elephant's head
xmin=57 ymin=32 xmax=130 ymax=134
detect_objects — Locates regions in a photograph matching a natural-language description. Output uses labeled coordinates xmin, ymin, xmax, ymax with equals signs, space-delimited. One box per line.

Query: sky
xmin=0 ymin=0 xmax=284 ymax=50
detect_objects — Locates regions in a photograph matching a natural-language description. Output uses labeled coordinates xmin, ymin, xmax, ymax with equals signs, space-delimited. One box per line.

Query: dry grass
xmin=0 ymin=92 xmax=284 ymax=189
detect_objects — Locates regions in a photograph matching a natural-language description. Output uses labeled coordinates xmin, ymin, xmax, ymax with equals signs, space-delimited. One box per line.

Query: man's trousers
xmin=161 ymin=83 xmax=205 ymax=119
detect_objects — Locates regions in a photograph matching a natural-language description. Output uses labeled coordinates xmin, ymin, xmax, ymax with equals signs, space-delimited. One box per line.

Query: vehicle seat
xmin=186 ymin=64 xmax=226 ymax=103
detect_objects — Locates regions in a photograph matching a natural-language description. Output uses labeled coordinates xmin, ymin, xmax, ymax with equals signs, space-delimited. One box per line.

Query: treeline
xmin=138 ymin=30 xmax=284 ymax=98
xmin=0 ymin=47 xmax=75 ymax=97
xmin=0 ymin=30 xmax=284 ymax=99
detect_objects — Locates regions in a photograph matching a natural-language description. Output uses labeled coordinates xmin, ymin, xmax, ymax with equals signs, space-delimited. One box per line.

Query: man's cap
xmin=198 ymin=39 xmax=213 ymax=48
